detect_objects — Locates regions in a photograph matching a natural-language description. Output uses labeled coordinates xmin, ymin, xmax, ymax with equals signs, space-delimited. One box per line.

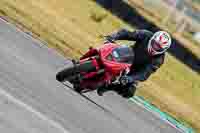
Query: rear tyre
xmin=122 ymin=86 xmax=136 ymax=98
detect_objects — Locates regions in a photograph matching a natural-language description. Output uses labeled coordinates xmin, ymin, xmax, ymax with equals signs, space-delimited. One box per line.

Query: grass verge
xmin=127 ymin=0 xmax=200 ymax=59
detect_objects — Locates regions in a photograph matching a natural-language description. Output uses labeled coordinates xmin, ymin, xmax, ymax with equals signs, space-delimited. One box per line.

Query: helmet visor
xmin=151 ymin=39 xmax=164 ymax=52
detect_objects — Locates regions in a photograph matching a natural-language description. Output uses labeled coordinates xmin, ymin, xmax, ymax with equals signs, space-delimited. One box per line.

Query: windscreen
xmin=112 ymin=45 xmax=134 ymax=64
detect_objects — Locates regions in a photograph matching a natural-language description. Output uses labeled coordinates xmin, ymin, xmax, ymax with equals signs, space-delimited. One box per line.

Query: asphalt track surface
xmin=0 ymin=19 xmax=181 ymax=133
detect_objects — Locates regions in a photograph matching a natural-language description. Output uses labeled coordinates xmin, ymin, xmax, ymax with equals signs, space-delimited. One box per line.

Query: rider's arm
xmin=129 ymin=55 xmax=165 ymax=82
xmin=109 ymin=29 xmax=149 ymax=41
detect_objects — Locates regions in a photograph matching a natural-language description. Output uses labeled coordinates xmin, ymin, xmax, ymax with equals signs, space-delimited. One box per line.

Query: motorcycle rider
xmin=97 ymin=29 xmax=172 ymax=98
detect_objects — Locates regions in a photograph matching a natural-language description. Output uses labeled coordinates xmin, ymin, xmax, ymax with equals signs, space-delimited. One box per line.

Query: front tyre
xmin=56 ymin=66 xmax=75 ymax=82
xmin=56 ymin=60 xmax=96 ymax=82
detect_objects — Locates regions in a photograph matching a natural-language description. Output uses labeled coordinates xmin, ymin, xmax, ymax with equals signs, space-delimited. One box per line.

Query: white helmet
xmin=148 ymin=31 xmax=171 ymax=55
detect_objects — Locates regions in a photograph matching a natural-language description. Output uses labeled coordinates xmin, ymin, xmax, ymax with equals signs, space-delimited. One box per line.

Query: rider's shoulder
xmin=152 ymin=53 xmax=165 ymax=64
xmin=136 ymin=29 xmax=153 ymax=35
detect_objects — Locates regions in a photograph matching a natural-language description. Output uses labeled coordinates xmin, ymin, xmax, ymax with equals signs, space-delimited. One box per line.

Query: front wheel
xmin=56 ymin=66 xmax=75 ymax=82
xmin=56 ymin=60 xmax=96 ymax=82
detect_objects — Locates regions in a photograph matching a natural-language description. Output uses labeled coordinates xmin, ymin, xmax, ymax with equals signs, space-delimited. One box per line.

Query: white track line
xmin=0 ymin=88 xmax=70 ymax=133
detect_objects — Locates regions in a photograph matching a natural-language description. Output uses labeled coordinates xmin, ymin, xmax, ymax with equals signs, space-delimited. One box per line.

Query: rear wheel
xmin=121 ymin=86 xmax=136 ymax=98
xmin=56 ymin=60 xmax=96 ymax=82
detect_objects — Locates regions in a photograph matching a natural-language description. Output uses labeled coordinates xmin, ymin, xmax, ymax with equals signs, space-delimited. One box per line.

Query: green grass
xmin=0 ymin=0 xmax=200 ymax=131
xmin=127 ymin=0 xmax=200 ymax=59
xmin=183 ymin=32 xmax=200 ymax=47
xmin=138 ymin=54 xmax=200 ymax=130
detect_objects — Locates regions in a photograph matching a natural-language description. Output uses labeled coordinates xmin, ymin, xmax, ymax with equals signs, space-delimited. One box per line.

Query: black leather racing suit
xmin=109 ymin=29 xmax=165 ymax=82
xmin=98 ymin=29 xmax=165 ymax=97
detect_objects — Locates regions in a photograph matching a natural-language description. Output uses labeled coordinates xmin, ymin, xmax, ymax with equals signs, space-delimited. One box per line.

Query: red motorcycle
xmin=56 ymin=42 xmax=134 ymax=93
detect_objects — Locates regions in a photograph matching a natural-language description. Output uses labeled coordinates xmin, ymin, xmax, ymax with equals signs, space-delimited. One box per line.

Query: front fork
xmin=71 ymin=57 xmax=105 ymax=92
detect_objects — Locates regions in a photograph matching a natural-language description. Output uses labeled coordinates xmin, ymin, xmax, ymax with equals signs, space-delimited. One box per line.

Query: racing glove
xmin=104 ymin=35 xmax=116 ymax=43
